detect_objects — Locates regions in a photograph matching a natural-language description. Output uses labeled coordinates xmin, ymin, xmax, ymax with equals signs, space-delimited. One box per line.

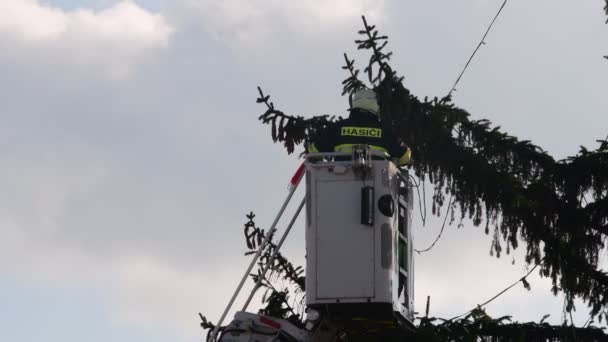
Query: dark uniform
xmin=309 ymin=108 xmax=411 ymax=165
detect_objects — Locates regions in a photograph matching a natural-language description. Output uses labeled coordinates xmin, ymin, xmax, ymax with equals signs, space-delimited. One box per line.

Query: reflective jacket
xmin=309 ymin=109 xmax=411 ymax=165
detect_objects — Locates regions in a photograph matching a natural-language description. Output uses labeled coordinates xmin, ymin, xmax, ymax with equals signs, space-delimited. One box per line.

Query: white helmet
xmin=351 ymin=88 xmax=379 ymax=115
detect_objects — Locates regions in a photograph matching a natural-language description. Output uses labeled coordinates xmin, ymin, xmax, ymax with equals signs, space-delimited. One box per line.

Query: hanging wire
xmin=413 ymin=1 xmax=510 ymax=251
xmin=447 ymin=259 xmax=543 ymax=321
xmin=583 ymin=314 xmax=594 ymax=328
xmin=409 ymin=174 xmax=427 ymax=227
xmin=415 ymin=194 xmax=453 ymax=254
xmin=441 ymin=0 xmax=509 ymax=103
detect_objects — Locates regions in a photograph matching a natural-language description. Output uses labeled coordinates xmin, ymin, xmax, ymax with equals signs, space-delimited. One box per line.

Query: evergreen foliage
xmin=416 ymin=308 xmax=607 ymax=342
xmin=257 ymin=16 xmax=608 ymax=324
xmin=200 ymin=8 xmax=608 ymax=341
xmin=200 ymin=212 xmax=608 ymax=341
xmin=243 ymin=212 xmax=305 ymax=326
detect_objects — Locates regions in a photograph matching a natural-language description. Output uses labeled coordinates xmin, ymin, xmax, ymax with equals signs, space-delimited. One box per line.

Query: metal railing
xmin=208 ymin=147 xmax=409 ymax=341
xmin=207 ymin=173 xmax=305 ymax=342
xmin=305 ymin=149 xmax=408 ymax=184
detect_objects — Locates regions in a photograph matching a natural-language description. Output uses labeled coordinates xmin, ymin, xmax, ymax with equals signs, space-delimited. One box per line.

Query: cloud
xmin=0 ymin=153 xmax=107 ymax=238
xmin=0 ymin=0 xmax=174 ymax=78
xmin=0 ymin=81 xmax=289 ymax=336
xmin=110 ymin=255 xmax=252 ymax=334
xmin=1 ymin=1 xmax=606 ymax=338
xmin=185 ymin=0 xmax=385 ymax=45
xmin=1 ymin=216 xmax=249 ymax=336
xmin=0 ymin=149 xmax=239 ymax=336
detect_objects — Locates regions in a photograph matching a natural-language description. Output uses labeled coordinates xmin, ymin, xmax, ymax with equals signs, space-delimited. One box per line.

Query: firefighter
xmin=308 ymin=88 xmax=412 ymax=166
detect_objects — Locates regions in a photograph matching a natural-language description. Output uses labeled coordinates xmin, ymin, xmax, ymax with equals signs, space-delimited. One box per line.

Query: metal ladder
xmin=207 ymin=165 xmax=306 ymax=342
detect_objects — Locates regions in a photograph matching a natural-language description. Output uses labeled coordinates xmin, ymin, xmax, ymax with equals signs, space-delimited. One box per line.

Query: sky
xmin=0 ymin=1 xmax=606 ymax=341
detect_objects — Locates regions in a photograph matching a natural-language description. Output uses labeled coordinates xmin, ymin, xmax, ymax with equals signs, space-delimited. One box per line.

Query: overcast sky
xmin=0 ymin=1 xmax=606 ymax=341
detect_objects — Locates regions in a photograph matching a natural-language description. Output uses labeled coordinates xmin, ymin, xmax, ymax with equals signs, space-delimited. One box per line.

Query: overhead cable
xmin=448 ymin=259 xmax=543 ymax=322
xmin=442 ymin=0 xmax=509 ymax=102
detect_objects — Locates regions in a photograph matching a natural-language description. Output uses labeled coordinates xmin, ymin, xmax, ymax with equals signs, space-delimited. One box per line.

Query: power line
xmin=448 ymin=259 xmax=543 ymax=321
xmin=583 ymin=314 xmax=594 ymax=328
xmin=416 ymin=2 xmax=510 ymax=253
xmin=442 ymin=0 xmax=509 ymax=103
xmin=408 ymin=174 xmax=427 ymax=227
xmin=415 ymin=194 xmax=453 ymax=254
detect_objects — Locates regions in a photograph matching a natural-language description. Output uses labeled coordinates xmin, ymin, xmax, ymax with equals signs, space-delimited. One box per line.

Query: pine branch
xmin=341 ymin=53 xmax=365 ymax=96
xmin=388 ymin=79 xmax=608 ymax=320
xmin=355 ymin=15 xmax=394 ymax=85
xmin=257 ymin=87 xmax=335 ymax=154
xmin=243 ymin=212 xmax=305 ymax=292
xmin=423 ymin=307 xmax=608 ymax=341
xmin=255 ymin=16 xmax=608 ymax=322
xmin=198 ymin=208 xmax=608 ymax=341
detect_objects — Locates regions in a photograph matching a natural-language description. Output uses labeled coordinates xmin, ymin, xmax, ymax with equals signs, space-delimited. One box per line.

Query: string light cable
xmin=448 ymin=259 xmax=543 ymax=322
xmin=442 ymin=0 xmax=509 ymax=103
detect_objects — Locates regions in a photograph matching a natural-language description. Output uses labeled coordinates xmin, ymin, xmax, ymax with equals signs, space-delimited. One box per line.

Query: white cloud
xmin=186 ymin=0 xmax=385 ymax=45
xmin=1 ymin=1 xmax=606 ymax=338
xmin=0 ymin=153 xmax=231 ymax=336
xmin=111 ymin=255 xmax=251 ymax=334
xmin=0 ymin=0 xmax=174 ymax=78
xmin=1 ymin=218 xmax=250 ymax=336
xmin=0 ymin=122 xmax=260 ymax=336
xmin=0 ymin=154 xmax=107 ymax=237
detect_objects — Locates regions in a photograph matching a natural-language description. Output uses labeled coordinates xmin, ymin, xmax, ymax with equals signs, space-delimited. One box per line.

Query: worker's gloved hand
xmin=397 ymin=148 xmax=412 ymax=166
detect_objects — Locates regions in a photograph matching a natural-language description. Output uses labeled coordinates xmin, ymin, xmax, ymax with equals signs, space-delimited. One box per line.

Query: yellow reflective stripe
xmin=340 ymin=126 xmax=382 ymax=138
xmin=398 ymin=148 xmax=412 ymax=166
xmin=371 ymin=145 xmax=389 ymax=153
xmin=334 ymin=144 xmax=351 ymax=152
xmin=308 ymin=143 xmax=319 ymax=153
xmin=334 ymin=144 xmax=388 ymax=153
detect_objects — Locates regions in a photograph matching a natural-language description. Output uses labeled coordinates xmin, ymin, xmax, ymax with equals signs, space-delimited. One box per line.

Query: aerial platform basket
xmin=304 ymin=146 xmax=415 ymax=328
xmin=208 ymin=146 xmax=415 ymax=342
